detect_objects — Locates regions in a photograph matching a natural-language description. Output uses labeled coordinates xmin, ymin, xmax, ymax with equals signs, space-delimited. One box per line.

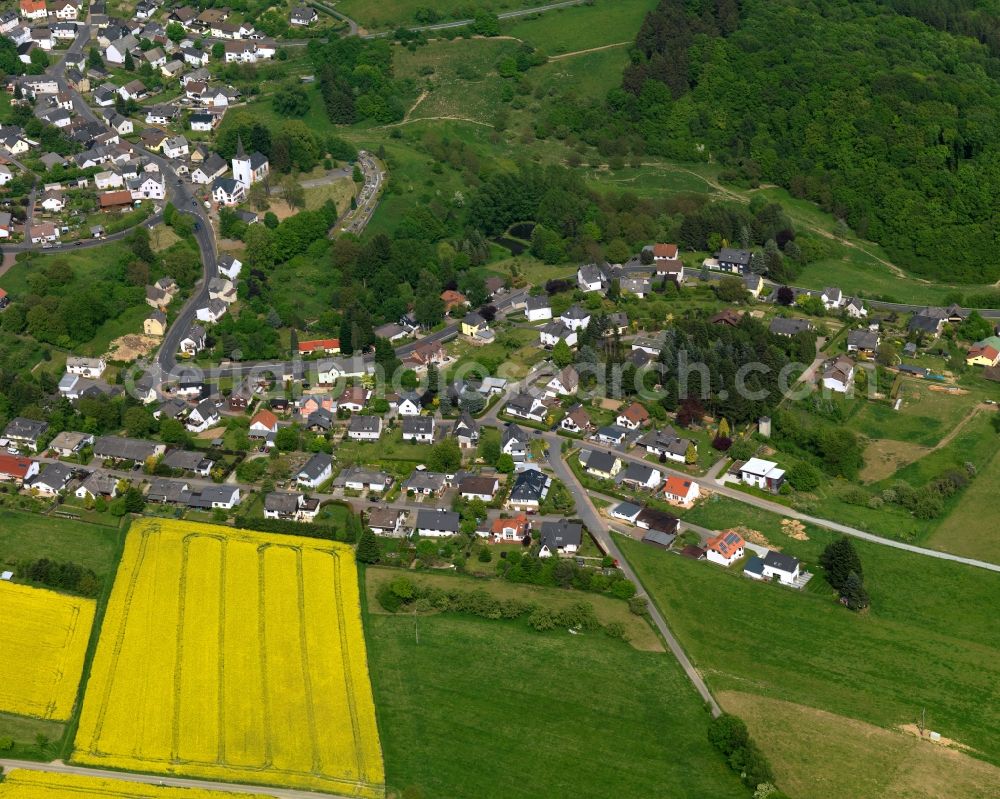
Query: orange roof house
xmin=298 ymin=338 xmax=340 ymax=355
xmin=706 ymin=530 xmax=745 ymax=566
xmin=652 ymin=243 xmax=678 ymax=259
xmin=248 ymin=408 xmax=278 ymax=432
xmin=490 ymin=513 xmax=528 ymax=541
xmin=617 ymin=402 xmax=650 ymax=429
xmin=663 ymin=475 xmax=699 ymax=505
xmin=20 ymin=0 xmax=47 ymax=15
xmin=440 ymin=290 xmax=468 ymax=311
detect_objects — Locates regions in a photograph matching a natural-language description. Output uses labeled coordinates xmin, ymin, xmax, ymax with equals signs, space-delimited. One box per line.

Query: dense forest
xmin=544 ymin=0 xmax=1000 ymax=283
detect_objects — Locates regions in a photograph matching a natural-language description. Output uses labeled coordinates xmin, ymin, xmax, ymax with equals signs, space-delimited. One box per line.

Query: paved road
xmin=0 ymin=758 xmax=354 ymax=799
xmin=541 ymin=436 xmax=723 ymax=716
xmin=39 ymin=20 xmax=217 ymax=375
xmin=606 ymin=445 xmax=1000 ymax=573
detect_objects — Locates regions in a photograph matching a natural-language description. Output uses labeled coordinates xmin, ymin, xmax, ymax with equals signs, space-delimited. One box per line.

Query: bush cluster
xmin=707 ymin=714 xmax=775 ymax=790
xmin=494 ymin=549 xmax=636 ymax=599
xmin=375 ymin=578 xmax=628 ymax=640
xmin=16 ymin=558 xmax=100 ymax=597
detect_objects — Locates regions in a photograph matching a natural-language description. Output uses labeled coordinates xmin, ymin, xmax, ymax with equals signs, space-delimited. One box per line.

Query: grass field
xmin=73 ymin=519 xmax=384 ymax=798
xmin=850 ymin=381 xmax=985 ymax=448
xmin=927 ymin=443 xmax=1000 ymax=558
xmin=0 ymin=509 xmax=124 ymax=579
xmin=364 ymin=565 xmax=662 ymax=650
xmin=337 ymin=0 xmax=522 ymax=30
xmin=0 ymin=770 xmax=280 ymax=799
xmin=719 ymin=692 xmax=1000 ymax=799
xmin=618 ymin=532 xmax=1000 ymax=764
xmin=0 ymin=582 xmax=94 ymax=721
xmin=504 ymin=0 xmax=655 ymax=52
xmin=365 ymin=610 xmax=746 ymax=799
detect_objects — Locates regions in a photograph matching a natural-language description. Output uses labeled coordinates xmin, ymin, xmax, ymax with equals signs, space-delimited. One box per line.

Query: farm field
xmin=0 ymin=582 xmax=95 ymax=721
xmin=73 ymin=519 xmax=384 ymax=798
xmin=364 ymin=610 xmax=746 ymax=799
xmin=0 ymin=770 xmax=279 ymax=799
xmin=618 ymin=533 xmax=1000 ymax=766
xmin=719 ymin=692 xmax=1000 ymax=799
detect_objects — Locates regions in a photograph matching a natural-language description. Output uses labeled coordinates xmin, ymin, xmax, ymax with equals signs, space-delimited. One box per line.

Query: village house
xmin=822 ymin=355 xmax=855 ymax=394
xmin=525 ymin=294 xmax=552 ymax=321
xmin=580 ymin=448 xmax=622 ymax=480
xmin=538 ymin=519 xmax=582 ymax=558
xmin=737 ymin=457 xmax=786 ymax=493
xmin=560 ymin=404 xmax=593 ymax=435
xmin=616 ymin=402 xmax=649 ymax=430
xmin=545 ymin=365 xmax=579 ymax=397
xmin=617 ymin=462 xmax=662 ymax=491
xmin=296 ymin=453 xmax=332 ymax=489
xmin=507 ymin=468 xmax=550 ymax=511
xmin=367 ymin=507 xmax=408 ymax=537
xmin=0 ymin=453 xmax=39 ymax=485
xmin=538 ymin=320 xmax=577 ymax=348
xmin=402 ymin=417 xmax=435 ymax=443
xmin=415 ymin=508 xmax=461 ymax=538
xmin=504 ymin=392 xmax=547 ymax=423
xmin=662 ymin=475 xmax=699 ymax=506
xmin=847 ymin=329 xmax=880 ymax=356
xmin=453 ymin=413 xmax=480 ymax=448
xmin=264 ymin=491 xmax=319 ymax=522
xmin=458 ymin=475 xmax=499 ymax=502
xmin=706 ymin=530 xmax=745 ymax=567
xmin=716 ymin=247 xmax=751 ymax=274
xmin=347 ymin=415 xmax=382 ymax=442
xmin=3 ymin=417 xmax=48 ymax=451
xmin=501 ymin=424 xmax=527 ymax=462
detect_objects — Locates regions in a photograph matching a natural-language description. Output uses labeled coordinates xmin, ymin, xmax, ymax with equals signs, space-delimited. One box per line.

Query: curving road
xmin=42 ymin=19 xmax=218 ymax=378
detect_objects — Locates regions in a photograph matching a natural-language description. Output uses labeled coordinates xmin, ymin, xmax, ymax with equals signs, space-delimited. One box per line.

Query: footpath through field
xmin=0 ymin=759 xmax=354 ymax=799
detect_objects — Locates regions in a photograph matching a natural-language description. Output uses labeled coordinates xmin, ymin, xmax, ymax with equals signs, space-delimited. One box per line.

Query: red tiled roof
xmin=298 ymin=338 xmax=339 ymax=353
xmin=621 ymin=402 xmax=649 ymax=423
xmin=0 ymin=453 xmax=33 ymax=478
xmin=20 ymin=0 xmax=46 ymax=12
xmin=663 ymin=475 xmax=693 ymax=497
xmin=653 ymin=243 xmax=678 ymax=259
xmin=707 ymin=530 xmax=745 ymax=559
xmin=491 ymin=514 xmax=527 ymax=535
xmin=249 ymin=408 xmax=277 ymax=430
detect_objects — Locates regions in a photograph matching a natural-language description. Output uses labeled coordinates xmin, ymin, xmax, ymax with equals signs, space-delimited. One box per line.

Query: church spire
xmin=235 ymin=133 xmax=246 ymax=159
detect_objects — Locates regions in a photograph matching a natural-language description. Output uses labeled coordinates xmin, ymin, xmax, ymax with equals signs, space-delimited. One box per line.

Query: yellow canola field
xmin=0 ymin=770 xmax=279 ymax=799
xmin=73 ymin=519 xmax=384 ymax=799
xmin=0 ymin=580 xmax=95 ymax=720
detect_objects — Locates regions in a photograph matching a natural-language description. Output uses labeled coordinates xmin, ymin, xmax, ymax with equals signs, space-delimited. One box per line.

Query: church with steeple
xmin=231 ymin=135 xmax=270 ymax=187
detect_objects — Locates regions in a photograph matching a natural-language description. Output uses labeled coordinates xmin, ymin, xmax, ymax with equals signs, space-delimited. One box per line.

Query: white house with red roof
xmin=298 ymin=338 xmax=340 ymax=356
xmin=616 ymin=402 xmax=650 ymax=430
xmin=0 ymin=453 xmax=38 ymax=484
xmin=706 ymin=530 xmax=745 ymax=567
xmin=662 ymin=475 xmax=699 ymax=506
xmin=248 ymin=408 xmax=278 ymax=438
